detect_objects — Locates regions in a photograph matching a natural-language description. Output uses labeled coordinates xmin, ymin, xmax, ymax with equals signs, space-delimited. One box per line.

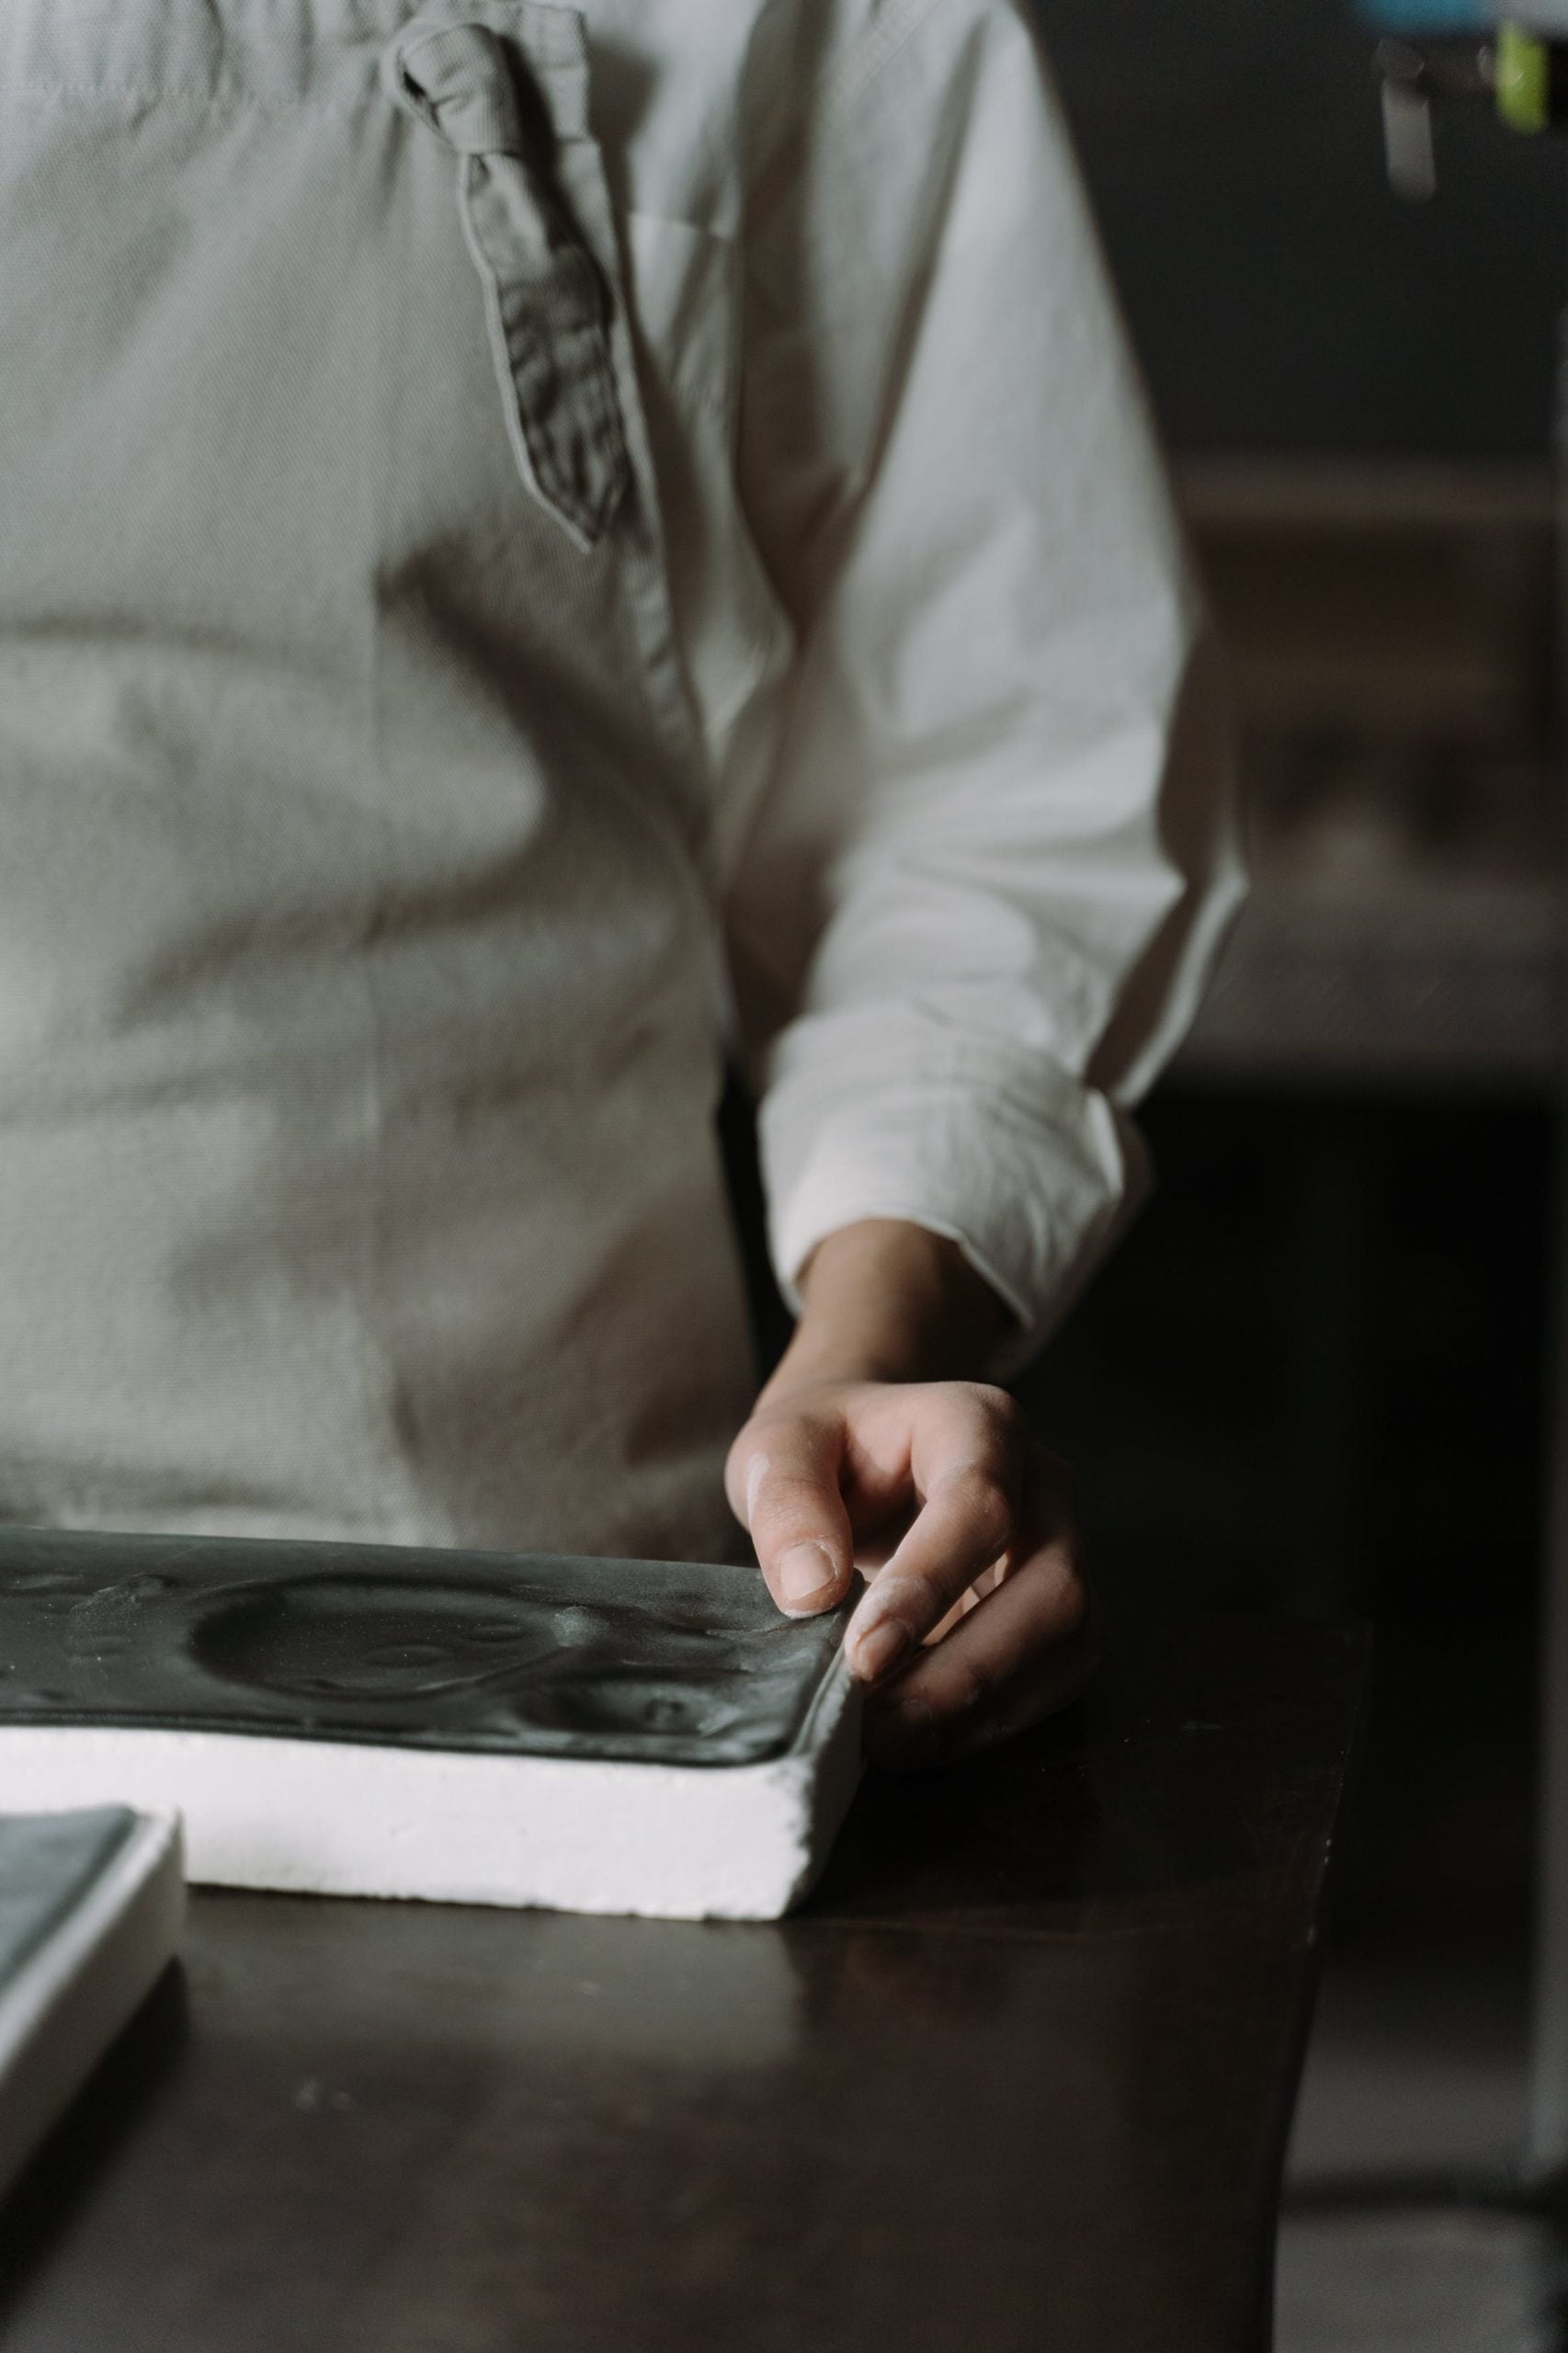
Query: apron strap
xmin=382 ymin=17 xmax=630 ymax=552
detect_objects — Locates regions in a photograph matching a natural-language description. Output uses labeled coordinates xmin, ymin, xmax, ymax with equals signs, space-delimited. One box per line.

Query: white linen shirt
xmin=636 ymin=0 xmax=1244 ymax=1347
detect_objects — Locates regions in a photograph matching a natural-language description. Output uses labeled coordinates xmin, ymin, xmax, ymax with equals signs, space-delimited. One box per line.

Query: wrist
xmin=757 ymin=1218 xmax=1013 ymax=1404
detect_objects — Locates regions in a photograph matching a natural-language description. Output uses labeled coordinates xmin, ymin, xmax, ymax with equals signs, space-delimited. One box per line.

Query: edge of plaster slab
xmin=0 ymin=1810 xmax=185 ymax=2201
xmin=0 ymin=1664 xmax=864 ymax=1923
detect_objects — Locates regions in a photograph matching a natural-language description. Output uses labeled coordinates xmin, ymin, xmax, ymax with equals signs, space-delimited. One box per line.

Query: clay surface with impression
xmin=0 ymin=1530 xmax=861 ymax=1921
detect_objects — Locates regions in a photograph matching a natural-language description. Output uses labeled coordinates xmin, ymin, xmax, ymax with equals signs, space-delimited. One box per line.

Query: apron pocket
xmin=382 ymin=13 xmax=631 ymax=552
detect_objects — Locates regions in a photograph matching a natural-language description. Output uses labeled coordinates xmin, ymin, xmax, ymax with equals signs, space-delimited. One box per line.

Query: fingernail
xmin=778 ymin=1543 xmax=837 ymax=1610
xmin=851 ymin=1618 xmax=911 ymax=1684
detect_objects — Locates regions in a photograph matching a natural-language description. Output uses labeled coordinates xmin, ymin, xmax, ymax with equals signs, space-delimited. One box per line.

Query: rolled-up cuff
xmin=757 ymin=1009 xmax=1149 ymax=1378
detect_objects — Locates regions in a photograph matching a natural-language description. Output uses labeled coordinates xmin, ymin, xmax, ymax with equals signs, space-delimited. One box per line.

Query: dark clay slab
xmin=0 ymin=1807 xmax=138 ymax=1993
xmin=0 ymin=1530 xmax=847 ymax=1769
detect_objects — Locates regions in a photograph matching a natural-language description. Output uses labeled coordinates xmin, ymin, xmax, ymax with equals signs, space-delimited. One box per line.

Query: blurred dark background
xmin=1038 ymin=0 xmax=1568 ymax=458
xmin=1017 ymin=2 xmax=1562 ymax=2339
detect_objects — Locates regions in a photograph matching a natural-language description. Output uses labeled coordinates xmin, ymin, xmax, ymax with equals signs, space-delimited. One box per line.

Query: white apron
xmin=0 ymin=0 xmax=756 ymax=1557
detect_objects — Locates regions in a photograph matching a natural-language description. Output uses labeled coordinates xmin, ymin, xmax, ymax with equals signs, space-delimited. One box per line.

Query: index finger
xmin=737 ymin=1415 xmax=857 ymax=1619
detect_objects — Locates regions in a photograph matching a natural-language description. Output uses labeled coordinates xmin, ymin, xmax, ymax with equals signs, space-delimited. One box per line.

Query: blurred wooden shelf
xmin=1176 ymin=458 xmax=1557 ymax=535
xmin=1183 ymin=460 xmax=1555 ymax=747
xmin=1171 ymin=460 xmax=1562 ymax=1089
xmin=1179 ymin=871 xmax=1562 ymax=1085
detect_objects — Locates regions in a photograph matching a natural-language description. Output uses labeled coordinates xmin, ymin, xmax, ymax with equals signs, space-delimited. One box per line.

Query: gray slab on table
xmin=0 ymin=1611 xmax=1368 ymax=2353
xmin=0 ymin=1528 xmax=858 ymax=1917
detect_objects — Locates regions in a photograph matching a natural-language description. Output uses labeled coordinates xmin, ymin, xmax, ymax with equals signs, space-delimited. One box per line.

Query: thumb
xmin=732 ymin=1411 xmax=856 ymax=1619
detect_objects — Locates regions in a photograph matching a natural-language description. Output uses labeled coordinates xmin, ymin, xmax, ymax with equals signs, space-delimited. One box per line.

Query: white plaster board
xmin=0 ymin=1659 xmax=861 ymax=1922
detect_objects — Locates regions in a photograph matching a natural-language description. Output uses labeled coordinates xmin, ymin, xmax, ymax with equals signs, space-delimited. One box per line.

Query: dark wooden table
xmin=0 ymin=1611 xmax=1367 ymax=2353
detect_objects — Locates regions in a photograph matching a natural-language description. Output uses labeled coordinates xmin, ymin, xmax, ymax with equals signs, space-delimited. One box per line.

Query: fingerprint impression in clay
xmin=0 ymin=1531 xmax=846 ymax=1768
xmin=191 ymin=1574 xmax=757 ymax=1746
xmin=192 ymin=1576 xmax=561 ymax=1702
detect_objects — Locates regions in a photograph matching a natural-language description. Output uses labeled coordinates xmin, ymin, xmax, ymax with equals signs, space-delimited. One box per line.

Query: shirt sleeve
xmin=723 ymin=0 xmax=1244 ymax=1365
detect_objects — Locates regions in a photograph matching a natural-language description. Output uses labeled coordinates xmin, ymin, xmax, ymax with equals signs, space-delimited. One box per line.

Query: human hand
xmin=725 ymin=1373 xmax=1097 ymax=1771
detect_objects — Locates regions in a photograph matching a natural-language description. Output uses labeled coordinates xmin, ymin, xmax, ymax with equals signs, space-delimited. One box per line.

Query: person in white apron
xmin=0 ymin=0 xmax=1241 ymax=1766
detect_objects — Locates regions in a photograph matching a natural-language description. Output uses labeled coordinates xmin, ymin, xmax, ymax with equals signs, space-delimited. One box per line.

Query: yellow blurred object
xmin=1495 ymin=22 xmax=1551 ymax=130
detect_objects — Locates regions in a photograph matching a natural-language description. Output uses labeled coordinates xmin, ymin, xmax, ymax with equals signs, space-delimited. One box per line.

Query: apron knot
xmin=381 ymin=21 xmax=526 ymax=158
